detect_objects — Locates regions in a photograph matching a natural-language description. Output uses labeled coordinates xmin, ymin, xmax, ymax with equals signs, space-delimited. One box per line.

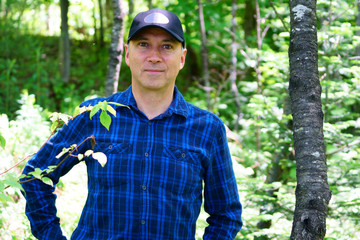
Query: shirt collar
xmin=110 ymin=85 xmax=189 ymax=119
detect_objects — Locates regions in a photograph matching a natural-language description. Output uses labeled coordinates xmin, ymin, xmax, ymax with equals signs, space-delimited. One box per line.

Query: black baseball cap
xmin=127 ymin=8 xmax=185 ymax=47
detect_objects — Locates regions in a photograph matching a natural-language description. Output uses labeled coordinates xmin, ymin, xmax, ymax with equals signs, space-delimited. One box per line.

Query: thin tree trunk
xmin=229 ymin=0 xmax=241 ymax=131
xmin=254 ymin=0 xmax=263 ymax=168
xmin=105 ymin=0 xmax=125 ymax=96
xmin=243 ymin=0 xmax=256 ymax=44
xmin=98 ymin=0 xmax=105 ymax=48
xmin=289 ymin=1 xmax=331 ymax=239
xmin=128 ymin=0 xmax=134 ymax=22
xmin=356 ymin=0 xmax=360 ymax=56
xmin=197 ymin=0 xmax=211 ymax=111
xmin=60 ymin=0 xmax=70 ymax=83
xmin=148 ymin=0 xmax=152 ymax=10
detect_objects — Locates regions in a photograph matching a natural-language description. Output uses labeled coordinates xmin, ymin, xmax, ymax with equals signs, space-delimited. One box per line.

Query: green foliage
xmin=0 ymin=0 xmax=359 ymax=239
xmin=0 ymin=133 xmax=5 ymax=150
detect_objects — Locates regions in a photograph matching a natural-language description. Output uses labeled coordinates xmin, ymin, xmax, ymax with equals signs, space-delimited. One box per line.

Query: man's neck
xmin=132 ymin=86 xmax=174 ymax=120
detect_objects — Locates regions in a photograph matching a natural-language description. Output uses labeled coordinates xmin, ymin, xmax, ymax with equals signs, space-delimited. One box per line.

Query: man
xmin=21 ymin=8 xmax=242 ymax=239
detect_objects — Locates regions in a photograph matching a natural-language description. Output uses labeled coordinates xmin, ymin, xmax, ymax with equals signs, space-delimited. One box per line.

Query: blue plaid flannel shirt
xmin=21 ymin=86 xmax=242 ymax=239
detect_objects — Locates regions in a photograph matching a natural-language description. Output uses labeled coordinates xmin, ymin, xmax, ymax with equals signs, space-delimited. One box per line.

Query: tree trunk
xmin=197 ymin=0 xmax=211 ymax=111
xmin=289 ymin=1 xmax=332 ymax=239
xmin=59 ymin=0 xmax=70 ymax=83
xmin=147 ymin=0 xmax=152 ymax=10
xmin=128 ymin=0 xmax=134 ymax=22
xmin=98 ymin=0 xmax=105 ymax=48
xmin=356 ymin=0 xmax=360 ymax=56
xmin=105 ymin=0 xmax=125 ymax=96
xmin=243 ymin=0 xmax=256 ymax=44
xmin=229 ymin=0 xmax=242 ymax=131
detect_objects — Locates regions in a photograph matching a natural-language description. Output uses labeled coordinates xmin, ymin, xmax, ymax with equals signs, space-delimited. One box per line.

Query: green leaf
xmin=106 ymin=105 xmax=117 ymax=117
xmin=4 ymin=178 xmax=24 ymax=192
xmin=0 ymin=134 xmax=6 ymax=149
xmin=49 ymin=112 xmax=59 ymax=122
xmin=100 ymin=111 xmax=111 ymax=131
xmin=50 ymin=120 xmax=58 ymax=132
xmin=56 ymin=147 xmax=70 ymax=159
xmin=290 ymin=167 xmax=297 ymax=180
xmin=0 ymin=192 xmax=13 ymax=203
xmin=108 ymin=102 xmax=129 ymax=109
xmin=90 ymin=104 xmax=100 ymax=120
xmin=29 ymin=168 xmax=43 ymax=179
xmin=92 ymin=152 xmax=107 ymax=167
xmin=43 ymin=165 xmax=57 ymax=174
xmin=99 ymin=101 xmax=108 ymax=111
xmin=73 ymin=106 xmax=89 ymax=116
xmin=59 ymin=113 xmax=71 ymax=125
xmin=19 ymin=174 xmax=30 ymax=180
xmin=41 ymin=177 xmax=53 ymax=186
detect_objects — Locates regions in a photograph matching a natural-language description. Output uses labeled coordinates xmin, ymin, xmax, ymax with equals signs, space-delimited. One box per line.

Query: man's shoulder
xmin=80 ymin=89 xmax=129 ymax=108
xmin=185 ymin=101 xmax=224 ymax=127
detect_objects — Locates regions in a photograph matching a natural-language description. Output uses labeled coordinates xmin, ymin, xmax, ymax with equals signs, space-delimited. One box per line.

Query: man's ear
xmin=124 ymin=44 xmax=130 ymax=66
xmin=179 ymin=48 xmax=187 ymax=70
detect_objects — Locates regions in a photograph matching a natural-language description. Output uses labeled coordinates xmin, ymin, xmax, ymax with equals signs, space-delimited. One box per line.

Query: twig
xmin=270 ymin=1 xmax=289 ymax=32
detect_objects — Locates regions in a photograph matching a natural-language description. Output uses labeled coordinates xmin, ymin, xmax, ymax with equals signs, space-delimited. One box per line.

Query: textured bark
xmin=197 ymin=0 xmax=211 ymax=111
xmin=105 ymin=0 xmax=125 ymax=96
xmin=289 ymin=1 xmax=331 ymax=239
xmin=59 ymin=0 xmax=70 ymax=83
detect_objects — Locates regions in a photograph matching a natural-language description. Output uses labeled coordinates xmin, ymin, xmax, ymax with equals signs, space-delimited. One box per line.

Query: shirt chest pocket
xmin=160 ymin=146 xmax=203 ymax=198
xmin=89 ymin=141 xmax=133 ymax=188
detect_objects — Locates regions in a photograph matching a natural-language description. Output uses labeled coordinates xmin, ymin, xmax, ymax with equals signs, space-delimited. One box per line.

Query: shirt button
xmin=145 ymin=152 xmax=149 ymax=157
xmin=148 ymin=121 xmax=152 ymax=126
xmin=141 ymin=220 xmax=146 ymax=225
xmin=142 ymin=185 xmax=147 ymax=190
xmin=108 ymin=145 xmax=113 ymax=150
xmin=182 ymin=153 xmax=186 ymax=158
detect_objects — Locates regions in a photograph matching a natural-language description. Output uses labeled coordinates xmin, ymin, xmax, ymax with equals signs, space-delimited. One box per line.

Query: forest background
xmin=0 ymin=0 xmax=359 ymax=239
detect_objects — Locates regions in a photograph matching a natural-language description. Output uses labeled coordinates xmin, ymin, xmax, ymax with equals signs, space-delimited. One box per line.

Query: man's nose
xmin=147 ymin=48 xmax=162 ymax=63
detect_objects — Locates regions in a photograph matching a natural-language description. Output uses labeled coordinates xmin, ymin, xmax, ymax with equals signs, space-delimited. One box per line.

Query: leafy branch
xmin=1 ymin=101 xmax=128 ymax=193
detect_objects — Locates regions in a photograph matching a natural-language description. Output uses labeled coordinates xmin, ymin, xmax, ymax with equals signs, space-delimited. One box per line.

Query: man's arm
xmin=21 ymin=114 xmax=90 ymax=240
xmin=21 ymin=167 xmax=67 ymax=240
xmin=203 ymin=122 xmax=242 ymax=239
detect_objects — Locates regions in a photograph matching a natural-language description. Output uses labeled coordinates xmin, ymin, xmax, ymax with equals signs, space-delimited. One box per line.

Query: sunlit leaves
xmin=49 ymin=112 xmax=72 ymax=132
xmin=89 ymin=101 xmax=128 ymax=131
xmin=84 ymin=150 xmax=94 ymax=157
xmin=26 ymin=168 xmax=54 ymax=186
xmin=55 ymin=144 xmax=77 ymax=159
xmin=0 ymin=173 xmax=24 ymax=204
xmin=0 ymin=133 xmax=5 ymax=150
xmin=100 ymin=111 xmax=111 ymax=131
xmin=81 ymin=150 xmax=107 ymax=167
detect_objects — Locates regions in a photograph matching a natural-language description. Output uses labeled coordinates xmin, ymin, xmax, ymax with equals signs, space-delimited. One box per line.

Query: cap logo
xmin=144 ymin=12 xmax=169 ymax=24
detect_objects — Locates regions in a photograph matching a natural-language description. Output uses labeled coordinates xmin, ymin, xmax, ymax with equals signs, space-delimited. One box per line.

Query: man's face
xmin=125 ymin=28 xmax=187 ymax=93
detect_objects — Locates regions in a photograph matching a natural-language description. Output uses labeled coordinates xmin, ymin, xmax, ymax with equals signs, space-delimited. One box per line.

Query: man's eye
xmin=162 ymin=44 xmax=173 ymax=50
xmin=139 ymin=42 xmax=148 ymax=47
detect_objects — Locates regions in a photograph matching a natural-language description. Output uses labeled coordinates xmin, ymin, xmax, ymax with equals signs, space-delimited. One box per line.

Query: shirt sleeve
xmin=20 ymin=113 xmax=90 ymax=240
xmin=203 ymin=122 xmax=243 ymax=239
